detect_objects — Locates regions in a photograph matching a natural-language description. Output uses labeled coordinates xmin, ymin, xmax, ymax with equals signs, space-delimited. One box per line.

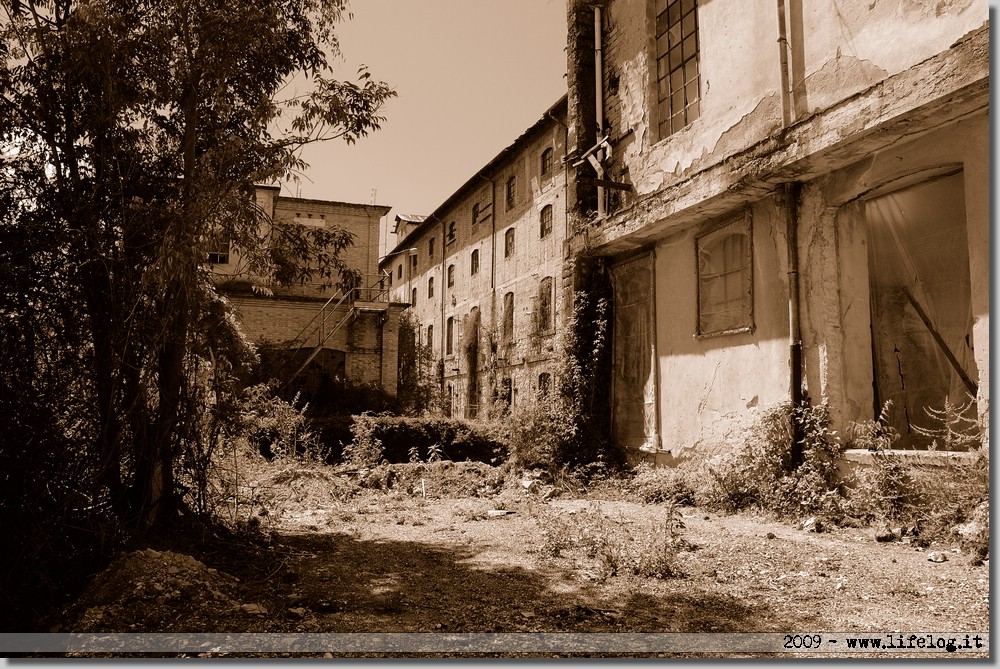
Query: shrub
xmin=344 ymin=413 xmax=507 ymax=467
xmin=707 ymin=402 xmax=846 ymax=517
xmin=626 ymin=463 xmax=697 ymax=505
xmin=495 ymin=392 xmax=578 ymax=470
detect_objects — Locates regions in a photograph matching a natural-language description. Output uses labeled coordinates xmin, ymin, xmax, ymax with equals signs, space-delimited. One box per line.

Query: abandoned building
xmin=211 ymin=186 xmax=406 ymax=398
xmin=561 ymin=0 xmax=989 ymax=462
xmin=381 ymin=97 xmax=570 ymax=417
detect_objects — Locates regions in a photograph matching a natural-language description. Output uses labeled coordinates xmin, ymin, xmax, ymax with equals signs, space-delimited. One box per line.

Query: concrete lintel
xmin=841 ymin=448 xmax=985 ymax=467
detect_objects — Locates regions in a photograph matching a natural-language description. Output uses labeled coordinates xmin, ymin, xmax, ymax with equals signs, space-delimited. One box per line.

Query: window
xmin=536 ymin=276 xmax=554 ymax=333
xmin=447 ymin=264 xmax=455 ymax=287
xmin=410 ymin=253 xmax=418 ymax=272
xmin=540 ymin=147 xmax=554 ymax=177
xmin=472 ymin=203 xmax=480 ymax=225
xmin=538 ymin=372 xmax=552 ymax=397
xmin=397 ymin=264 xmax=403 ymax=280
xmin=447 ymin=221 xmax=456 ymax=244
xmin=428 ymin=237 xmax=435 ymax=259
xmin=696 ymin=214 xmax=753 ymax=336
xmin=387 ymin=271 xmax=392 ymax=286
xmin=656 ymin=0 xmax=701 ymax=138
xmin=471 ymin=249 xmax=480 ymax=275
xmin=504 ymin=228 xmax=515 ymax=258
xmin=428 ymin=276 xmax=434 ymax=298
xmin=427 ymin=324 xmax=433 ymax=347
xmin=540 ymin=205 xmax=553 ymax=239
xmin=505 ymin=175 xmax=516 ymax=211
xmin=502 ymin=291 xmax=514 ymax=344
xmin=207 ymin=237 xmax=230 ymax=265
xmin=411 ymin=287 xmax=417 ymax=306
xmin=446 ymin=316 xmax=455 ymax=355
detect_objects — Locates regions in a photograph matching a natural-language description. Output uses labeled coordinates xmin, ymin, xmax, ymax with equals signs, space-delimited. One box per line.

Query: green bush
xmin=707 ymin=402 xmax=846 ymax=517
xmin=344 ymin=413 xmax=507 ymax=467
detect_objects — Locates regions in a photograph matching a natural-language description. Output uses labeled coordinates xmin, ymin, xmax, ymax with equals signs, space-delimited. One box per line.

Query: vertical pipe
xmin=785 ymin=182 xmax=804 ymax=466
xmin=594 ymin=5 xmax=606 ymax=217
xmin=776 ymin=0 xmax=793 ymax=128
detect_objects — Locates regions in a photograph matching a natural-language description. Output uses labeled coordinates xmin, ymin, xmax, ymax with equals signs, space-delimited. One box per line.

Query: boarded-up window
xmin=696 ymin=214 xmax=753 ymax=336
xmin=536 ymin=276 xmax=554 ymax=332
xmin=502 ymin=291 xmax=514 ymax=344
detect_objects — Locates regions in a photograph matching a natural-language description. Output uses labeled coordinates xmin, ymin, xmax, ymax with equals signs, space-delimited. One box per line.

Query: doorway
xmin=864 ymin=172 xmax=978 ymax=449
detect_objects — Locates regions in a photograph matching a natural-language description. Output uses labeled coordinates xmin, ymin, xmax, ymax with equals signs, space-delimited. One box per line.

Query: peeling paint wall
xmin=571 ymin=0 xmax=988 ymax=459
xmin=802 ymin=113 xmax=990 ymax=443
xmin=651 ymin=196 xmax=791 ymax=459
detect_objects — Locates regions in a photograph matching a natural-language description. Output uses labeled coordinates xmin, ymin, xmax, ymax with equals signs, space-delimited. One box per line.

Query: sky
xmin=290 ymin=0 xmax=568 ymax=256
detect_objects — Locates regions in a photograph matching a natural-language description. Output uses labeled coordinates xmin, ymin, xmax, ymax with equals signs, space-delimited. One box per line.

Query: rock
xmin=927 ymin=552 xmax=948 ymax=563
xmin=240 ymin=603 xmax=267 ymax=615
xmin=287 ymin=607 xmax=307 ymax=618
xmin=955 ymin=501 xmax=989 ymax=539
xmin=542 ymin=487 xmax=562 ymax=501
xmin=874 ymin=525 xmax=898 ymax=542
xmin=801 ymin=517 xmax=822 ymax=533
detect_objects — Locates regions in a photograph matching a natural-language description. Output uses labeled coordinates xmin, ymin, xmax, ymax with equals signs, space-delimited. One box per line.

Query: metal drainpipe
xmin=594 ymin=4 xmax=606 ymax=218
xmin=778 ymin=0 xmax=804 ymax=464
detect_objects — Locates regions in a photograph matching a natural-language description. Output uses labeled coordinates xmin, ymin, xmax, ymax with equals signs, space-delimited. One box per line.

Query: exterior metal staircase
xmin=281 ymin=272 xmax=391 ymax=388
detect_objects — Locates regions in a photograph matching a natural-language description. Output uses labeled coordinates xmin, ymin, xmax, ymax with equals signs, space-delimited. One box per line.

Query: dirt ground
xmin=55 ymin=461 xmax=990 ymax=658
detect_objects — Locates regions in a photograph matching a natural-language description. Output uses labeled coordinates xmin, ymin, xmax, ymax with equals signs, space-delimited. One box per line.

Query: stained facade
xmin=381 ymin=98 xmax=570 ymax=417
xmin=565 ymin=0 xmax=989 ymax=461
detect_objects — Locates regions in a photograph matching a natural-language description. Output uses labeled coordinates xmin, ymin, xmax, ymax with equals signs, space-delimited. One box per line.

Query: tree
xmin=0 ymin=0 xmax=394 ymax=543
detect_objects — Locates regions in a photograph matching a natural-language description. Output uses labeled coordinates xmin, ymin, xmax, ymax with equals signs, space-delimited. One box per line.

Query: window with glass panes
xmin=656 ymin=0 xmax=700 ymax=138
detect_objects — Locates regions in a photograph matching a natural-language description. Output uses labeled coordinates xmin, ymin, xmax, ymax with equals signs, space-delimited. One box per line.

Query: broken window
xmin=447 ymin=221 xmax=456 ymax=244
xmin=655 ymin=0 xmax=700 ymax=139
xmin=865 ymin=171 xmax=978 ymax=449
xmin=696 ymin=214 xmax=753 ymax=336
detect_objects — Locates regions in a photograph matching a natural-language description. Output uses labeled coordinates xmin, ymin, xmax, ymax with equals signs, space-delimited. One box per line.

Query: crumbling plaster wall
xmin=652 ymin=196 xmax=791 ymax=458
xmin=597 ymin=0 xmax=986 ymax=205
xmin=797 ymin=112 xmax=989 ymax=439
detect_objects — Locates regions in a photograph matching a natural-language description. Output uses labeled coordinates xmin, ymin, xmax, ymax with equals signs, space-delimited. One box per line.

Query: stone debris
xmin=927 ymin=552 xmax=949 ymax=563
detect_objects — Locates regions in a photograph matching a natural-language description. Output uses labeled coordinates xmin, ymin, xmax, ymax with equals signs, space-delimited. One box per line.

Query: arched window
xmin=427 ymin=324 xmax=433 ymax=347
xmin=411 ymin=287 xmax=417 ymax=306
xmin=504 ymin=228 xmax=515 ymax=258
xmin=447 ymin=264 xmax=455 ymax=287
xmin=539 ymin=205 xmax=553 ymax=239
xmin=538 ymin=372 xmax=552 ymax=397
xmin=502 ymin=291 xmax=514 ymax=344
xmin=446 ymin=316 xmax=455 ymax=355
xmin=471 ymin=249 xmax=480 ymax=275
xmin=696 ymin=216 xmax=753 ymax=335
xmin=428 ymin=276 xmax=434 ymax=298
xmin=536 ymin=276 xmax=554 ymax=332
xmin=540 ymin=147 xmax=554 ymax=177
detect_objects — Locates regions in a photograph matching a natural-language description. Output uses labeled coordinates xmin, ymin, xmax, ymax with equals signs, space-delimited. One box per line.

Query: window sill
xmin=694 ymin=324 xmax=754 ymax=340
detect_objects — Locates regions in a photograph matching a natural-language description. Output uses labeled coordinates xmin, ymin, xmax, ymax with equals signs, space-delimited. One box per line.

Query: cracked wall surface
xmin=577 ymin=0 xmax=989 ymax=458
